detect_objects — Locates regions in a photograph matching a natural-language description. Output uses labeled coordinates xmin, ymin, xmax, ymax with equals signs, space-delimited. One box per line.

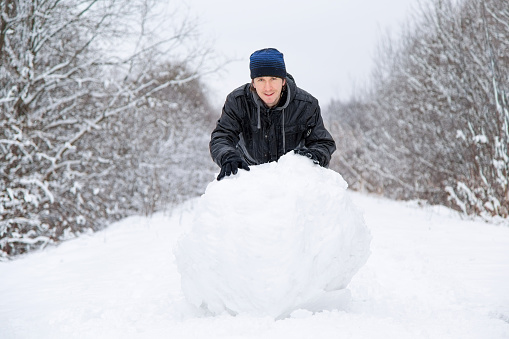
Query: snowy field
xmin=1 ymin=157 xmax=509 ymax=338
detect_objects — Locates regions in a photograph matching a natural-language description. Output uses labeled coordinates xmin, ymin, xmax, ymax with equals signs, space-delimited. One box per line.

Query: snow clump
xmin=175 ymin=152 xmax=371 ymax=318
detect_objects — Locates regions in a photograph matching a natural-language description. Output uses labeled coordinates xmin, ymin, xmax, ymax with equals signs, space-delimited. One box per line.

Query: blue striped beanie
xmin=249 ymin=48 xmax=287 ymax=79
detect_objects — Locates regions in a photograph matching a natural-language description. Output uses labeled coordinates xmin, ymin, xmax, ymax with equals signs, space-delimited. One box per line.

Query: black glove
xmin=217 ymin=154 xmax=250 ymax=181
xmin=294 ymin=148 xmax=320 ymax=165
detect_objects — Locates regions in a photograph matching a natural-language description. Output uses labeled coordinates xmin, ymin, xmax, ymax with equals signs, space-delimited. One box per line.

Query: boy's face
xmin=252 ymin=77 xmax=286 ymax=108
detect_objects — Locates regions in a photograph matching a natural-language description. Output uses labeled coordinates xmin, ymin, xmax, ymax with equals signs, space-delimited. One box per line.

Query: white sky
xmin=178 ymin=0 xmax=418 ymax=107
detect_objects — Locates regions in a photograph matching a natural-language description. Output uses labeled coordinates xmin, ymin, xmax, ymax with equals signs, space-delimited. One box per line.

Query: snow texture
xmin=1 ymin=165 xmax=509 ymax=338
xmin=175 ymin=153 xmax=371 ymax=318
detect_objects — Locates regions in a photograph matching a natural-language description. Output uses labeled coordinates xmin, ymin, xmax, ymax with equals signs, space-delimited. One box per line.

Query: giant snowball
xmin=175 ymin=153 xmax=371 ymax=318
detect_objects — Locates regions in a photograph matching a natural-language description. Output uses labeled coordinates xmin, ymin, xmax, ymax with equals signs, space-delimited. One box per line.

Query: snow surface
xmin=175 ymin=154 xmax=371 ymax=318
xmin=1 ymin=154 xmax=509 ymax=338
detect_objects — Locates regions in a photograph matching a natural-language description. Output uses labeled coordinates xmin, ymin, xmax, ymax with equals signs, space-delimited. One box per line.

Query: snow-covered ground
xmin=1 ymin=156 xmax=509 ymax=338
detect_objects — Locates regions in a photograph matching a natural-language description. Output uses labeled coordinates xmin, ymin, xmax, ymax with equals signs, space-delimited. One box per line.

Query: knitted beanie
xmin=249 ymin=48 xmax=287 ymax=79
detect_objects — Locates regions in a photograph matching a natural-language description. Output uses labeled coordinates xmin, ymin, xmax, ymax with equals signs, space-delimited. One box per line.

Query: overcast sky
xmin=179 ymin=0 xmax=418 ymax=107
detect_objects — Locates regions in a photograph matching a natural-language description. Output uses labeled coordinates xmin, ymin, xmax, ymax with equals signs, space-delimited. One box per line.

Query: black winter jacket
xmin=210 ymin=75 xmax=336 ymax=168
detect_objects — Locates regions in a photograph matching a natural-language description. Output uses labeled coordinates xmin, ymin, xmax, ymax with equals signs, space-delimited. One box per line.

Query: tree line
xmin=3 ymin=0 xmax=507 ymax=259
xmin=327 ymin=0 xmax=508 ymax=219
xmin=0 ymin=0 xmax=216 ymax=258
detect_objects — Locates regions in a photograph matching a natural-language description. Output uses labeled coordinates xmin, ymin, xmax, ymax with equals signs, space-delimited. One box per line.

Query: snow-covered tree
xmin=327 ymin=0 xmax=509 ymax=218
xmin=0 ymin=0 xmax=213 ymax=258
xmin=89 ymin=62 xmax=216 ymax=217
